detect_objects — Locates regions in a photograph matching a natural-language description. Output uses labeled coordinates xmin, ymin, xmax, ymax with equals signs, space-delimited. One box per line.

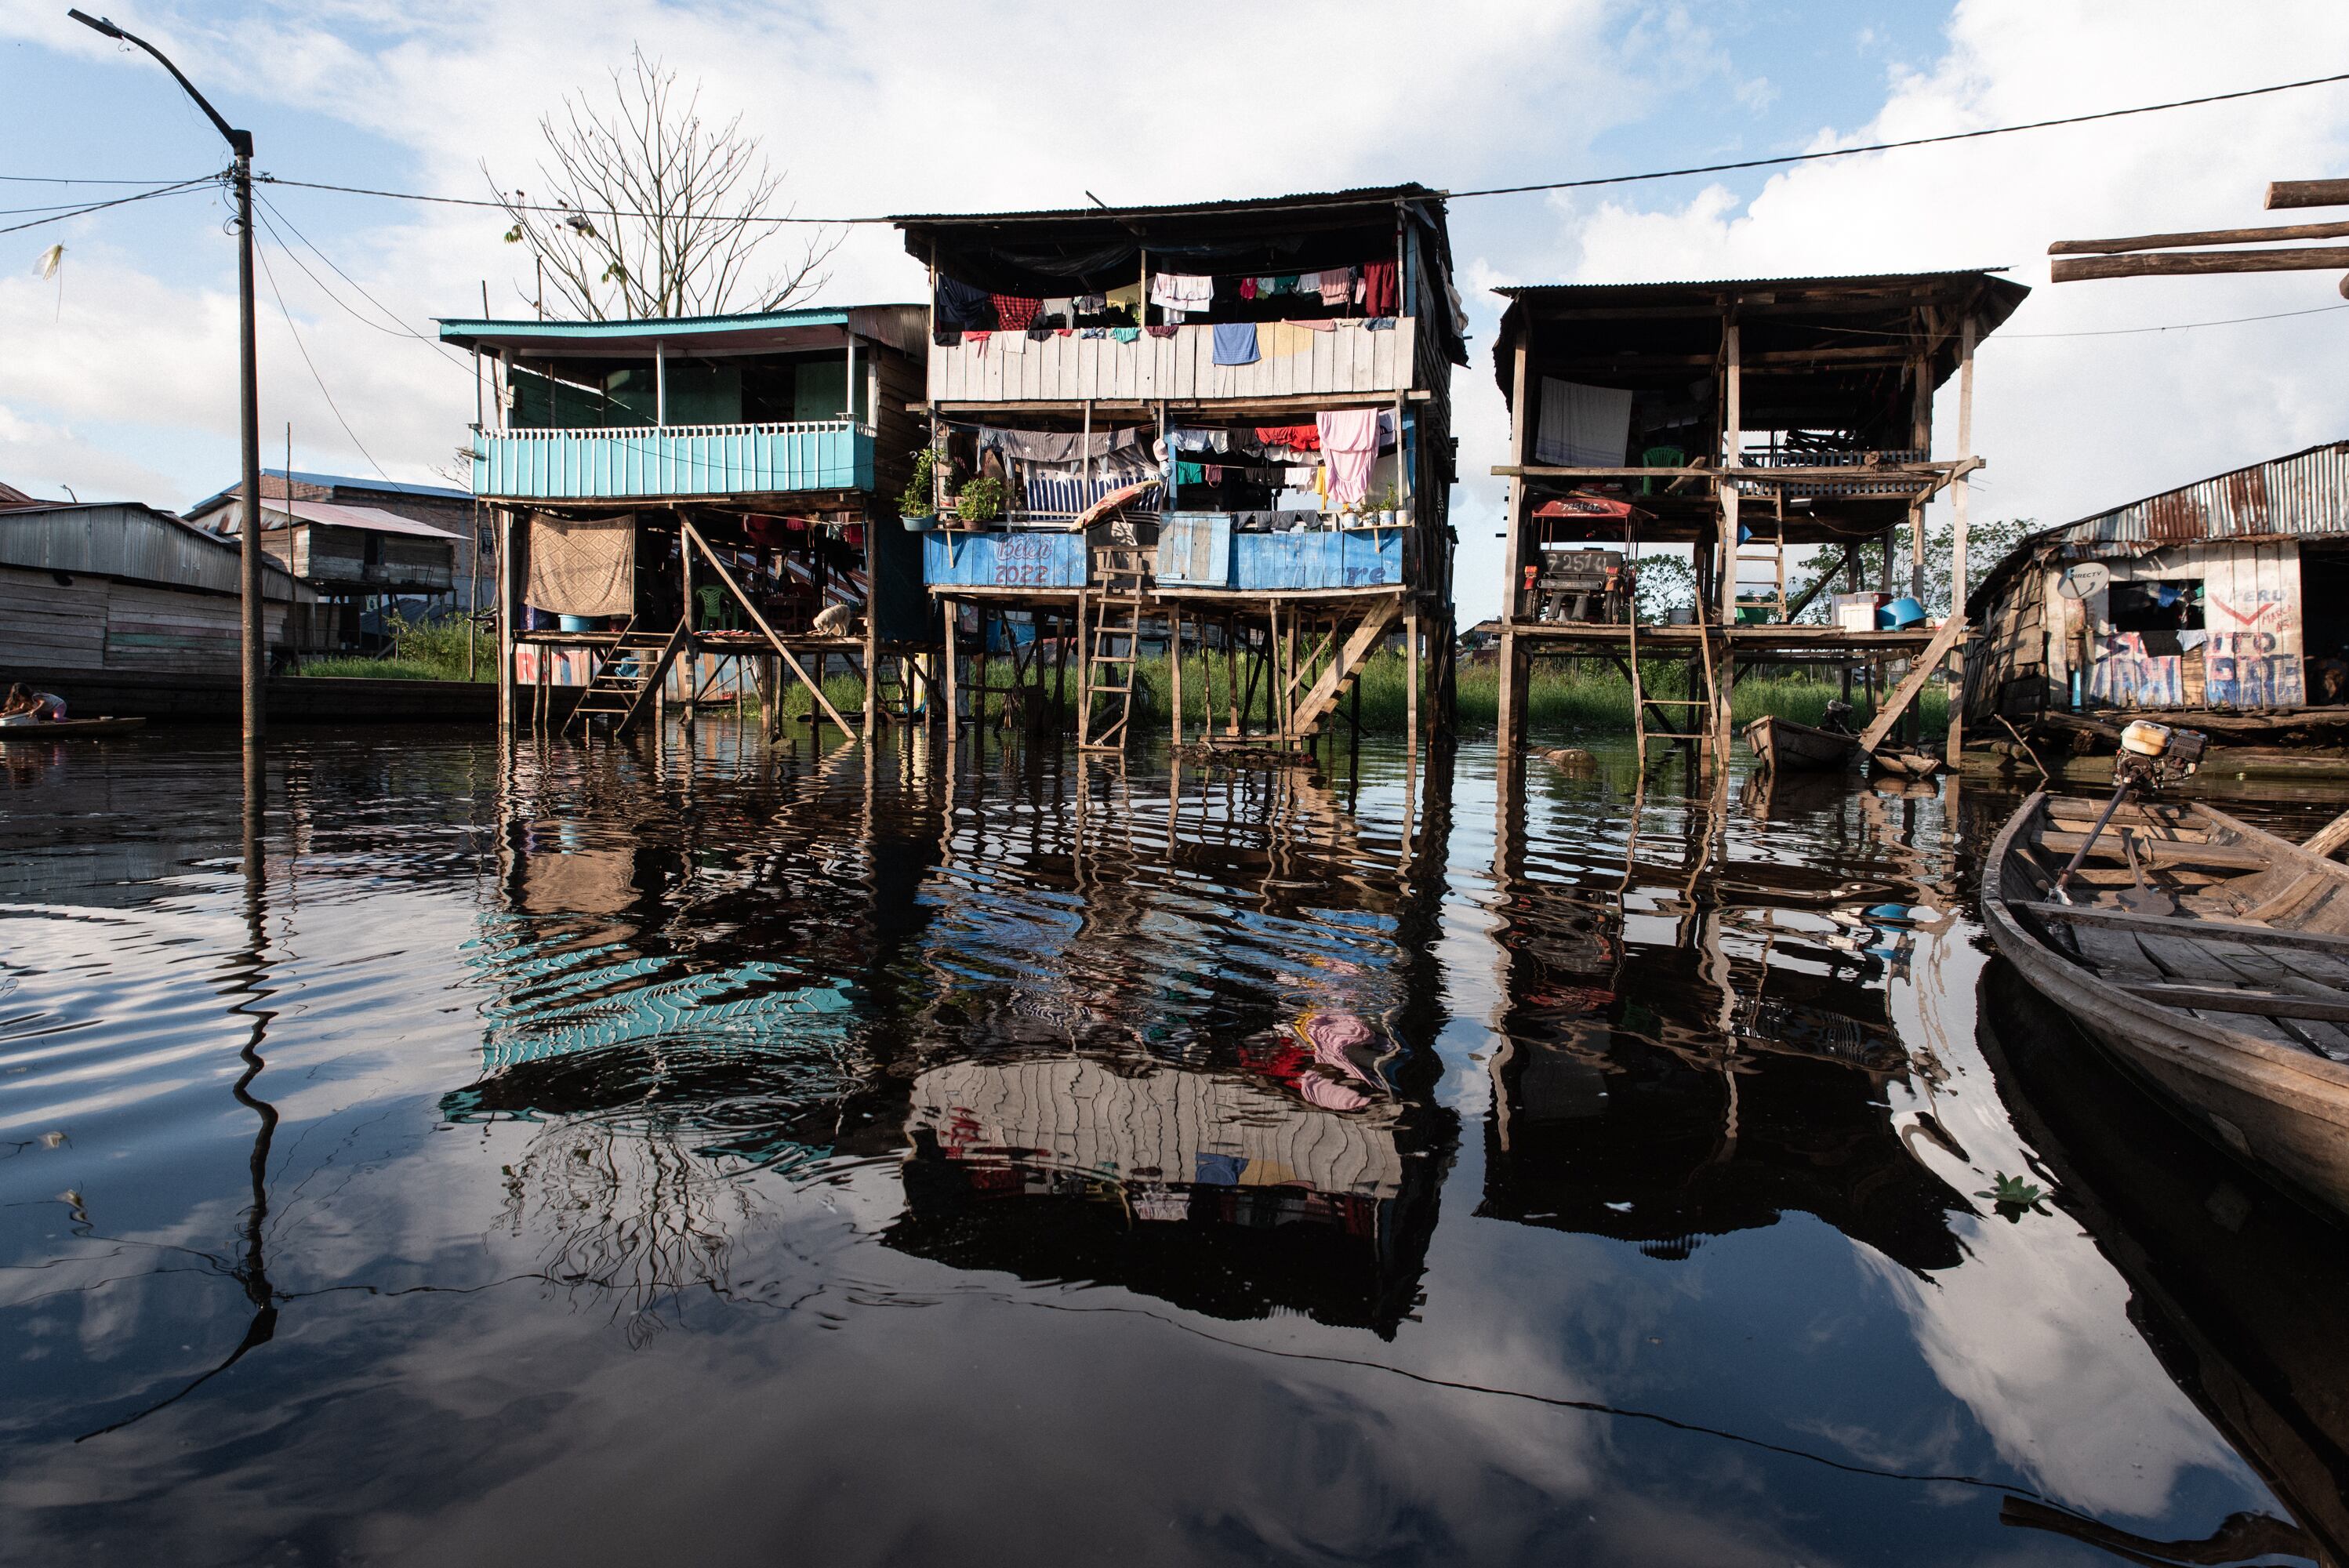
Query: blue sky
xmin=6 ymin=1 xmax=2349 ymax=619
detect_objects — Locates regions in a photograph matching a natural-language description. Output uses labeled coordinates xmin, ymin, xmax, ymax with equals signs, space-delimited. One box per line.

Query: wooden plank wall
xmin=928 ymin=318 xmax=1414 ymax=403
xmin=0 ymin=566 xmax=307 ymax=676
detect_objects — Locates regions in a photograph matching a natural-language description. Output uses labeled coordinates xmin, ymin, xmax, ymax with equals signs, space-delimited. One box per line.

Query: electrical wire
xmin=249 ymin=232 xmax=394 ymax=482
xmin=0 ymin=172 xmax=210 ymax=184
xmin=240 ymin=65 xmax=2349 ymax=224
xmin=2000 ymin=301 xmax=2349 ymax=338
xmin=250 ymin=194 xmax=474 ymax=373
xmin=0 ymin=173 xmax=222 ymax=236
xmin=1447 ymin=68 xmax=2349 ymax=200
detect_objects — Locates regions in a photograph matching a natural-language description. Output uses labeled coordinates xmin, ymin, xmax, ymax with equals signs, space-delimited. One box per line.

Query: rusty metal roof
xmin=1966 ymin=439 xmax=2349 ymax=615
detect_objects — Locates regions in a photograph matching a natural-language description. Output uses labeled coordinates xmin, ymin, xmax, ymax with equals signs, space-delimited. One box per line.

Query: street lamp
xmin=69 ymin=9 xmax=264 ymax=749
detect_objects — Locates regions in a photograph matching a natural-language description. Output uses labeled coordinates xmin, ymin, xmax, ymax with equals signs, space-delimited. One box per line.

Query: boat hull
xmin=1743 ymin=715 xmax=1853 ymax=772
xmin=1984 ymin=794 xmax=2349 ymax=1221
xmin=0 ymin=717 xmax=147 ymax=739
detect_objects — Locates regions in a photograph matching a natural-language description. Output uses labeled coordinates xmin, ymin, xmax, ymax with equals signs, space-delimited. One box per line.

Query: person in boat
xmin=1819 ymin=699 xmax=1854 ymax=736
xmin=0 ymin=684 xmax=67 ymax=725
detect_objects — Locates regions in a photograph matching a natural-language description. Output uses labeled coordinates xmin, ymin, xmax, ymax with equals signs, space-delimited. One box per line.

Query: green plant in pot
xmin=899 ymin=446 xmax=941 ymax=528
xmin=955 ymin=474 xmax=1007 ymax=526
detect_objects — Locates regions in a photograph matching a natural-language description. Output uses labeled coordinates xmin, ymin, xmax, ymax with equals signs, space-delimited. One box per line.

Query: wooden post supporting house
xmin=1945 ymin=314 xmax=1977 ymax=766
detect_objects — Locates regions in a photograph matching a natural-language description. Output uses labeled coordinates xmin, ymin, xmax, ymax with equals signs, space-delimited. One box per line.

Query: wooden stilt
xmin=942 ymin=597 xmax=959 ymax=735
xmin=1169 ymin=602 xmax=1184 ymax=750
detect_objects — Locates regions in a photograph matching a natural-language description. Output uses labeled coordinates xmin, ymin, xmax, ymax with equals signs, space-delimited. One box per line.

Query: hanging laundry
xmin=935 ymin=275 xmax=997 ymax=337
xmin=1145 ymin=323 xmax=1179 ymax=339
xmin=1255 ymin=424 xmax=1320 ymax=452
xmin=1041 ymin=296 xmax=1075 ymax=320
xmin=1109 ymin=325 xmax=1142 ymax=343
xmin=992 ymin=294 xmax=1040 ymax=329
xmin=1298 ymin=318 xmax=1338 ymax=332
xmin=1149 ymin=271 xmax=1213 ymax=312
xmin=1365 ymin=317 xmax=1397 ymax=331
xmin=1026 ymin=322 xmax=1053 ymax=341
xmin=1360 ymin=260 xmax=1399 ymax=316
xmin=1270 ymin=274 xmax=1300 ymax=295
xmin=1239 ymin=278 xmax=1258 ymax=300
xmin=1204 ymin=465 xmax=1223 ymax=484
xmin=1080 ymin=327 xmax=1107 ymax=338
xmin=1283 ymin=466 xmax=1319 ymax=487
xmin=1317 ymin=409 xmax=1381 ymax=505
xmin=1318 ymin=269 xmax=1355 ymax=308
xmin=964 ymin=330 xmax=993 ymax=354
xmin=1171 ymin=428 xmax=1232 ymax=454
xmin=1212 ymin=321 xmax=1260 ymax=365
xmin=1177 ymin=460 xmax=1207 ymax=487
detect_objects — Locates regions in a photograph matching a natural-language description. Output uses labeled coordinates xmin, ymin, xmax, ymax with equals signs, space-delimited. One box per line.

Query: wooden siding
xmin=0 ymin=565 xmax=307 ymax=674
xmin=928 ymin=318 xmax=1416 ymax=404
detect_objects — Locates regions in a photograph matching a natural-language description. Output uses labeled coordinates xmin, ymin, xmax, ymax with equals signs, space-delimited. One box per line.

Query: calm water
xmin=3 ymin=724 xmax=2344 ymax=1566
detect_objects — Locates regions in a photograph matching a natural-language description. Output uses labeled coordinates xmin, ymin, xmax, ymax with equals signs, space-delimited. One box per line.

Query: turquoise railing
xmin=472 ymin=421 xmax=875 ymax=500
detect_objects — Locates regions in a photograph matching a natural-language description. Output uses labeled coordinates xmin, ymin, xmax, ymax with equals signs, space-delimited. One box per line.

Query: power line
xmin=0 ymin=172 xmax=208 ymax=184
xmin=249 ymin=234 xmax=394 ymax=483
xmin=0 ymin=174 xmax=222 ymax=236
xmin=243 ymin=66 xmax=2349 ymax=225
xmin=1447 ymin=68 xmax=2349 ymax=200
xmin=2001 ymin=301 xmax=2349 ymax=338
xmin=251 ymin=194 xmax=474 ymax=373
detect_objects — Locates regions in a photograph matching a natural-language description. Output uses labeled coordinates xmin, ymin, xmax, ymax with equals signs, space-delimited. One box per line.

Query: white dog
xmin=811 ymin=602 xmax=858 ymax=637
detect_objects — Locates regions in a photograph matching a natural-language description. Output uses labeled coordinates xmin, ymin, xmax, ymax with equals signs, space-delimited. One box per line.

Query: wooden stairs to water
xmin=565 ymin=619 xmax=688 ymax=737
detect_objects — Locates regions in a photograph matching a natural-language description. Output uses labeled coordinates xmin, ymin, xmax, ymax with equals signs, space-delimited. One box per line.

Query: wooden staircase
xmin=565 ymin=619 xmax=688 ymax=737
xmin=1292 ymin=594 xmax=1405 ymax=737
xmin=1079 ymin=546 xmax=1149 ymax=752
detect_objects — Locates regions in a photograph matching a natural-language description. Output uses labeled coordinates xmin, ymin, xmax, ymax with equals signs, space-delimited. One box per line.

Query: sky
xmin=5 ymin=0 xmax=2349 ymax=621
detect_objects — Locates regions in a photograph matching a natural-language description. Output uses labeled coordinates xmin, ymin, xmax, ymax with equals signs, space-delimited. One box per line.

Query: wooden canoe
xmin=1984 ymin=790 xmax=2349 ymax=1221
xmin=0 ymin=716 xmax=147 ymax=739
xmin=1741 ymin=714 xmax=1853 ymax=772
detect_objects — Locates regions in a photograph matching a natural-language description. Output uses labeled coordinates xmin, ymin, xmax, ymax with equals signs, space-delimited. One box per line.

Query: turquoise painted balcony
xmin=472 ymin=420 xmax=875 ymax=502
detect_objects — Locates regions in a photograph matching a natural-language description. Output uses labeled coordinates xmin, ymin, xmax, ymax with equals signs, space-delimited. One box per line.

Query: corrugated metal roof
xmin=1494 ymin=268 xmax=2012 ymax=299
xmin=893 ymin=183 xmax=1443 ymax=227
xmin=186 ymin=468 xmax=470 ymax=520
xmin=261 ymin=500 xmax=463 ymax=540
xmin=0 ymin=503 xmax=312 ymax=599
xmin=1966 ymin=440 xmax=2349 ymax=615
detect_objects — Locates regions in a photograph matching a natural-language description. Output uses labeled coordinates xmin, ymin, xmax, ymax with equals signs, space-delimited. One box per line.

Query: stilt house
xmin=894 ymin=185 xmax=1468 ymax=750
xmin=437 ymin=305 xmax=931 ymax=738
xmin=1489 ymin=270 xmax=2028 ymax=766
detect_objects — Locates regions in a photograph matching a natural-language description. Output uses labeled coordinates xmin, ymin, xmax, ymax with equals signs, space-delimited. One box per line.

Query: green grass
xmin=289 ymin=613 xmax=494 ymax=683
xmin=1116 ymin=648 xmax=1948 ymax=735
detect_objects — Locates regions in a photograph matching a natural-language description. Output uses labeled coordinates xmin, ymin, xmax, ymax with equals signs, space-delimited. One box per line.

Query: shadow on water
xmin=1 ymin=722 xmax=2339 ymax=1563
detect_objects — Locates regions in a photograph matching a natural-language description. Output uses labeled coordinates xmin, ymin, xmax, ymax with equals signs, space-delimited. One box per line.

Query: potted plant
xmin=1370 ymin=481 xmax=1402 ymax=528
xmin=955 ymin=474 xmax=1007 ymax=526
xmin=899 ymin=445 xmax=942 ymax=530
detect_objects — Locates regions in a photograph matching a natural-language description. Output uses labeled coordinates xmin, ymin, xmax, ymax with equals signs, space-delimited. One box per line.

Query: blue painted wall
xmin=923 ymin=530 xmax=1089 ymax=589
xmin=474 ymin=423 xmax=873 ymax=500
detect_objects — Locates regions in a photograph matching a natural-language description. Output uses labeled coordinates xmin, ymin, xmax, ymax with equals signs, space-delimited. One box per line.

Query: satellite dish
xmin=2057 ymin=561 xmax=2110 ymax=600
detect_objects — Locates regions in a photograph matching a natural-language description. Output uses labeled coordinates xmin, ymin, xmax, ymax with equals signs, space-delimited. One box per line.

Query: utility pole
xmin=71 ymin=10 xmax=264 ymax=749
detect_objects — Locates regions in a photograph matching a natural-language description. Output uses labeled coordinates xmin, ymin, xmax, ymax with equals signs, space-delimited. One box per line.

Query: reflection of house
xmin=0 ymin=500 xmax=319 ymax=680
xmin=888 ymin=1053 xmax=1442 ymax=1336
xmin=1484 ymin=851 xmax=1964 ymax=1272
xmin=1966 ymin=441 xmax=2349 ymax=724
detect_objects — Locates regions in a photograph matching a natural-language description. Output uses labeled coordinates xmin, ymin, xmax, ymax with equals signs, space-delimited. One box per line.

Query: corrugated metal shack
xmin=1965 ymin=441 xmax=2349 ymax=735
xmin=0 ymin=502 xmax=319 ymax=676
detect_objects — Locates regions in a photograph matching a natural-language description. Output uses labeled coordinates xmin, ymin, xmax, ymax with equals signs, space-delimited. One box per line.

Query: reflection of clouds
xmin=1856 ymin=1219 xmax=2250 ymax=1520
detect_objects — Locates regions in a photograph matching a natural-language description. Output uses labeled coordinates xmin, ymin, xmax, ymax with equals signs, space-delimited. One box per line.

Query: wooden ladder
xmin=1080 ymin=546 xmax=1149 ymax=752
xmin=1628 ymin=604 xmax=1718 ymax=766
xmin=565 ymin=619 xmax=688 ymax=736
xmin=1732 ymin=493 xmax=1789 ymax=624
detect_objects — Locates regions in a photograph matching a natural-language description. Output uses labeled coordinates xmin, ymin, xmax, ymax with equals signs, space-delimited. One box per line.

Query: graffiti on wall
xmin=2086 ymin=633 xmax=2180 ymax=708
xmin=2204 ymin=583 xmax=2304 ymax=707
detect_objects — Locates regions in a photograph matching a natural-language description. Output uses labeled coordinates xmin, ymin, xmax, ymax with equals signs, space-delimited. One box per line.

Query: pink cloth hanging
xmin=1316 ymin=409 xmax=1381 ymax=505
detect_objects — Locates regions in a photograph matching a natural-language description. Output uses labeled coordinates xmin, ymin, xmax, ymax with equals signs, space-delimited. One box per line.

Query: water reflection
xmin=1483 ymin=757 xmax=1969 ymax=1270
xmin=0 ymin=725 xmax=2333 ymax=1563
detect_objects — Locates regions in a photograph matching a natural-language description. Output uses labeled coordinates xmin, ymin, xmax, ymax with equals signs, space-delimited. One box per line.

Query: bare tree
xmin=486 ymin=48 xmax=841 ymax=320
